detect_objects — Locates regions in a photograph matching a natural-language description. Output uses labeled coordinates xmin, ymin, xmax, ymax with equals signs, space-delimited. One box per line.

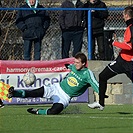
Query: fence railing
xmin=0 ymin=7 xmax=125 ymax=60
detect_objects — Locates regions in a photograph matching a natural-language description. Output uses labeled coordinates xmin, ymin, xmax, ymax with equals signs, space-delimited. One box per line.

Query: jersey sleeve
xmin=64 ymin=64 xmax=70 ymax=69
xmin=113 ymin=26 xmax=132 ymax=50
xmin=113 ymin=41 xmax=132 ymax=50
xmin=67 ymin=64 xmax=73 ymax=70
xmin=87 ymin=69 xmax=99 ymax=94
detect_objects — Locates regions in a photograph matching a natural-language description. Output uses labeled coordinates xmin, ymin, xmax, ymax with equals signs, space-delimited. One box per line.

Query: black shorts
xmin=108 ymin=55 xmax=133 ymax=81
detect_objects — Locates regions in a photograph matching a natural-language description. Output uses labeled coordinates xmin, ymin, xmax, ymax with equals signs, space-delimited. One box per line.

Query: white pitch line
xmin=38 ymin=115 xmax=133 ymax=120
xmin=41 ymin=115 xmax=80 ymax=118
xmin=89 ymin=116 xmax=133 ymax=120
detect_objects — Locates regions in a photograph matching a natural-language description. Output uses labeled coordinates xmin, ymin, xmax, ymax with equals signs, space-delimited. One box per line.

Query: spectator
xmin=84 ymin=0 xmax=108 ymax=60
xmin=88 ymin=6 xmax=133 ymax=110
xmin=59 ymin=0 xmax=85 ymax=59
xmin=16 ymin=0 xmax=50 ymax=60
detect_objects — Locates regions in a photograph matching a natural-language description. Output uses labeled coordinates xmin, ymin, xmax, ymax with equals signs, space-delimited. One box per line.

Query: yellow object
xmin=0 ymin=81 xmax=12 ymax=102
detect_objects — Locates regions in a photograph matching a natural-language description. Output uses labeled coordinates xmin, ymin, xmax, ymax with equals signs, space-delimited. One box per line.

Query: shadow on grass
xmin=117 ymin=112 xmax=133 ymax=115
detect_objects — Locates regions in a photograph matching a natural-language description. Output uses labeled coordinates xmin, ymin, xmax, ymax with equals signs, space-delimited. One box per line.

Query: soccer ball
xmin=23 ymin=72 xmax=36 ymax=86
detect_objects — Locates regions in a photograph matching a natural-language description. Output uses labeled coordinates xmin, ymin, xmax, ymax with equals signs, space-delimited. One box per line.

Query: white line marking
xmin=89 ymin=116 xmax=133 ymax=120
xmin=38 ymin=115 xmax=133 ymax=120
xmin=42 ymin=115 xmax=80 ymax=118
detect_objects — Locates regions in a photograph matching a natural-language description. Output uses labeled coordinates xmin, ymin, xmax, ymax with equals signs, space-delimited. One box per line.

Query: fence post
xmin=88 ymin=10 xmax=92 ymax=60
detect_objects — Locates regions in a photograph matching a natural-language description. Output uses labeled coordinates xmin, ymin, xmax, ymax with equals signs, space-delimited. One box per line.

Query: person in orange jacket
xmin=88 ymin=6 xmax=133 ymax=110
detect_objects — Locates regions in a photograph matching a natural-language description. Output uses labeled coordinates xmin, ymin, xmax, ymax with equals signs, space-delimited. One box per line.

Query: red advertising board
xmin=0 ymin=58 xmax=88 ymax=104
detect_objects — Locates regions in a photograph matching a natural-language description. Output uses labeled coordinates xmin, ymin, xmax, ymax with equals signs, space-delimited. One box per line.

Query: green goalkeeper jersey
xmin=60 ymin=64 xmax=99 ymax=97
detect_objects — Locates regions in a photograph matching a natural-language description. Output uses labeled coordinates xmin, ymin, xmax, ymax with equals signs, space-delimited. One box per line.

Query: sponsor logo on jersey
xmin=67 ymin=77 xmax=79 ymax=87
xmin=71 ymin=71 xmax=82 ymax=81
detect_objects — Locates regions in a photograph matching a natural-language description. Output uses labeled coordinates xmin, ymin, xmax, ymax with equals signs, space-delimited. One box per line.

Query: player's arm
xmin=87 ymin=70 xmax=109 ymax=98
xmin=63 ymin=64 xmax=71 ymax=79
xmin=113 ymin=41 xmax=132 ymax=50
xmin=113 ymin=27 xmax=132 ymax=50
xmin=87 ymin=69 xmax=99 ymax=94
xmin=64 ymin=64 xmax=70 ymax=69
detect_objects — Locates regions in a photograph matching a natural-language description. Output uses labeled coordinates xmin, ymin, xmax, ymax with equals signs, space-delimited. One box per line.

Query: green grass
xmin=0 ymin=103 xmax=133 ymax=133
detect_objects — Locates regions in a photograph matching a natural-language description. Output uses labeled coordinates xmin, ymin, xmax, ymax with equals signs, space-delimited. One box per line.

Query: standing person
xmin=59 ymin=0 xmax=85 ymax=59
xmin=88 ymin=6 xmax=133 ymax=110
xmin=16 ymin=0 xmax=50 ymax=60
xmin=84 ymin=0 xmax=108 ymax=60
xmin=8 ymin=52 xmax=99 ymax=115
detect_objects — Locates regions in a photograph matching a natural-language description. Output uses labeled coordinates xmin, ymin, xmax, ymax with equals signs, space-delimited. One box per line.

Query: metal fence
xmin=0 ymin=0 xmax=130 ymax=60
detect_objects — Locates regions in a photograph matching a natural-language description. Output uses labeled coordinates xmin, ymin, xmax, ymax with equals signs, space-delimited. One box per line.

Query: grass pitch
xmin=0 ymin=103 xmax=133 ymax=133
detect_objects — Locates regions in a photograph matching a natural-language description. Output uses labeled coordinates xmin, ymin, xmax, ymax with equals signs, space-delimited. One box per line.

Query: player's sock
xmin=13 ymin=90 xmax=25 ymax=97
xmin=38 ymin=109 xmax=48 ymax=115
xmin=27 ymin=108 xmax=47 ymax=115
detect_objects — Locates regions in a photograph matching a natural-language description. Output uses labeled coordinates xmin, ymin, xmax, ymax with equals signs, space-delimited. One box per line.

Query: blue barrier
xmin=0 ymin=7 xmax=124 ymax=59
xmin=0 ymin=7 xmax=124 ymax=11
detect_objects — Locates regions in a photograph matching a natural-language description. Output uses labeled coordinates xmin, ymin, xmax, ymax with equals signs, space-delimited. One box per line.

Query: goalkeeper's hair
xmin=74 ymin=52 xmax=87 ymax=66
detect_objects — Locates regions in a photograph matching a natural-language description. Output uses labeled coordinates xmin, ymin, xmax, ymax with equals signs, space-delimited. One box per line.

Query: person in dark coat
xmin=16 ymin=0 xmax=50 ymax=60
xmin=59 ymin=0 xmax=85 ymax=59
xmin=84 ymin=0 xmax=108 ymax=60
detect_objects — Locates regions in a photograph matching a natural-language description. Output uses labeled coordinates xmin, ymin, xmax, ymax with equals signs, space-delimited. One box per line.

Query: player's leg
xmin=46 ymin=103 xmax=64 ymax=115
xmin=98 ymin=56 xmax=132 ymax=107
xmin=99 ymin=66 xmax=117 ymax=107
xmin=0 ymin=99 xmax=3 ymax=104
xmin=27 ymin=83 xmax=69 ymax=115
xmin=8 ymin=86 xmax=44 ymax=98
xmin=27 ymin=103 xmax=64 ymax=115
xmin=88 ymin=66 xmax=117 ymax=110
xmin=0 ymin=99 xmax=4 ymax=108
xmin=124 ymin=60 xmax=133 ymax=82
xmin=88 ymin=56 xmax=127 ymax=110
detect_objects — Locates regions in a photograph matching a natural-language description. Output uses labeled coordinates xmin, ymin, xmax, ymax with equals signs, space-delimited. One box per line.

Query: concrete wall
xmin=88 ymin=61 xmax=133 ymax=105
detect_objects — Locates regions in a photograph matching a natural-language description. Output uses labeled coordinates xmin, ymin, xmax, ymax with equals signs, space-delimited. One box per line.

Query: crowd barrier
xmin=0 ymin=58 xmax=88 ymax=104
xmin=0 ymin=7 xmax=124 ymax=60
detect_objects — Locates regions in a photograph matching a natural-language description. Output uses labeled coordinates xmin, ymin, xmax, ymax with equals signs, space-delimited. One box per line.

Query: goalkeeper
xmin=8 ymin=52 xmax=103 ymax=115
